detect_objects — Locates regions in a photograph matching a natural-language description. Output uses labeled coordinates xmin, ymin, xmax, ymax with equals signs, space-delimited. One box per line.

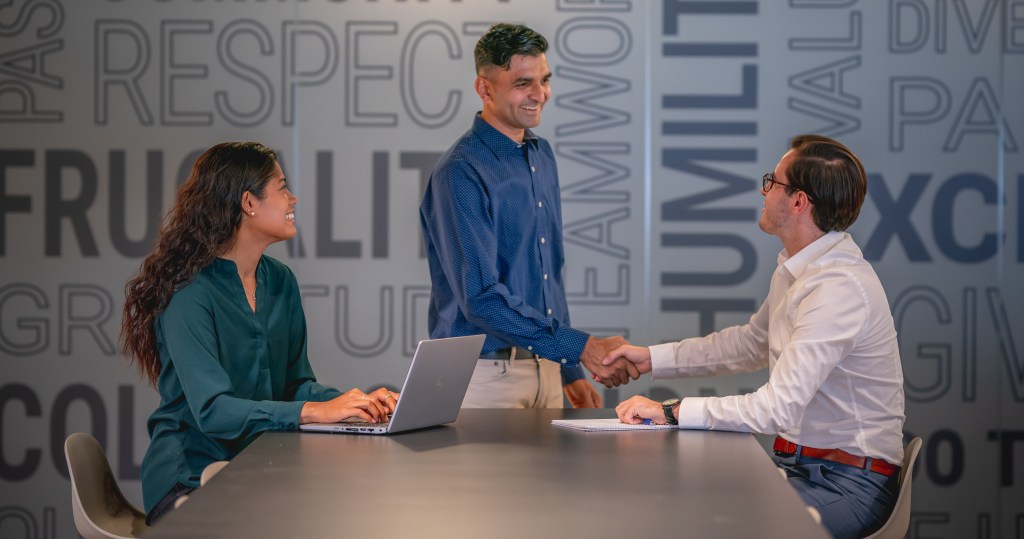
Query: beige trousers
xmin=461 ymin=355 xmax=563 ymax=409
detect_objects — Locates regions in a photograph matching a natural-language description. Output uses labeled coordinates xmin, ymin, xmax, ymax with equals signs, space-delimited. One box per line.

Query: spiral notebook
xmin=551 ymin=418 xmax=678 ymax=432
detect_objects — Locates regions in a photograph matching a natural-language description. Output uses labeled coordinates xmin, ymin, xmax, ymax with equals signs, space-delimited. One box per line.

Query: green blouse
xmin=141 ymin=256 xmax=340 ymax=513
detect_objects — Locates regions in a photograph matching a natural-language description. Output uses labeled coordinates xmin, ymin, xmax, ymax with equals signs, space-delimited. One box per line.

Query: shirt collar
xmin=471 ymin=113 xmax=537 ymax=158
xmin=777 ymin=231 xmax=847 ymax=280
xmin=212 ymin=255 xmax=265 ymax=277
xmin=212 ymin=256 xmax=239 ymax=275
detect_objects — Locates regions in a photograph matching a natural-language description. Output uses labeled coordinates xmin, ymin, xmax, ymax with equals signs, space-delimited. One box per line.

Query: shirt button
xmin=527 ymin=346 xmax=533 ymax=351
xmin=547 ymin=308 xmax=552 ymax=315
xmin=540 ymin=237 xmax=546 ymax=244
xmin=537 ymin=201 xmax=543 ymax=208
xmin=531 ymin=166 xmax=536 ymax=172
xmin=560 ymin=358 xmax=567 ymax=364
xmin=543 ymin=273 xmax=548 ymax=280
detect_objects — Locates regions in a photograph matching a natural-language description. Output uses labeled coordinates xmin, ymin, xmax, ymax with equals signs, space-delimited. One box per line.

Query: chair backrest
xmin=64 ymin=432 xmax=149 ymax=539
xmin=863 ymin=436 xmax=923 ymax=539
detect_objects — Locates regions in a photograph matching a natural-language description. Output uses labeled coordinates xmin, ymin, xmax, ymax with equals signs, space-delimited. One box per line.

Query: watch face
xmin=662 ymin=398 xmax=681 ymax=406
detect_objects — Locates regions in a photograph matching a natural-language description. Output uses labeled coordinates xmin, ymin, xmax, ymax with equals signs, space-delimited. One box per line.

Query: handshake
xmin=580 ymin=336 xmax=653 ymax=388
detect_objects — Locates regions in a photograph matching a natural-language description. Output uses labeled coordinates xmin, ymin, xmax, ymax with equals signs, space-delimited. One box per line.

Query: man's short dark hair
xmin=785 ymin=134 xmax=867 ymax=232
xmin=474 ymin=23 xmax=548 ymax=74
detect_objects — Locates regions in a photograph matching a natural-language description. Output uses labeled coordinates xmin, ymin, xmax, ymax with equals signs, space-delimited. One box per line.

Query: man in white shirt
xmin=605 ymin=135 xmax=905 ymax=539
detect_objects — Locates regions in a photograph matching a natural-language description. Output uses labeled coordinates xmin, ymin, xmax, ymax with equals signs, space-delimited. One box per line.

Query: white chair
xmin=201 ymin=460 xmax=229 ymax=486
xmin=863 ymin=437 xmax=923 ymax=539
xmin=64 ymin=432 xmax=149 ymax=539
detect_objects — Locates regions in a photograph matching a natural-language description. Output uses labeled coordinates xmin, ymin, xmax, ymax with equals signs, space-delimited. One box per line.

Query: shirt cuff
xmin=550 ymin=326 xmax=590 ymax=368
xmin=675 ymin=397 xmax=708 ymax=429
xmin=271 ymin=400 xmax=307 ymax=430
xmin=649 ymin=343 xmax=678 ymax=379
xmin=560 ymin=364 xmax=586 ymax=385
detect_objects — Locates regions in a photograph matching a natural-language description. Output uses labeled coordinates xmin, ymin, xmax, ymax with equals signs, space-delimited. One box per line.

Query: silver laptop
xmin=299 ymin=335 xmax=485 ymax=435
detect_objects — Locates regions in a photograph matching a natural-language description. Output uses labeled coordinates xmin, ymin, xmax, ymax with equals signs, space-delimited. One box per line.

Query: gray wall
xmin=0 ymin=0 xmax=1021 ymax=537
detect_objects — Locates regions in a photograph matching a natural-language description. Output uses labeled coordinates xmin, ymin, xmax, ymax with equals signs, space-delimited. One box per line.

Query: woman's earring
xmin=249 ymin=211 xmax=255 ymax=216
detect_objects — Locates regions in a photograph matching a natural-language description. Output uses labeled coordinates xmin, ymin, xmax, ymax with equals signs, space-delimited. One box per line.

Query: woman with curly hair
xmin=121 ymin=141 xmax=396 ymax=525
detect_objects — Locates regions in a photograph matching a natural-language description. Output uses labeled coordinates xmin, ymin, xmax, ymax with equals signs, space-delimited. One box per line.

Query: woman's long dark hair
xmin=120 ymin=142 xmax=279 ymax=385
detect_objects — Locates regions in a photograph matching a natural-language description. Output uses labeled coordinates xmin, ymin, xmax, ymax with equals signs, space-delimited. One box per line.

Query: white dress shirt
xmin=651 ymin=232 xmax=905 ymax=466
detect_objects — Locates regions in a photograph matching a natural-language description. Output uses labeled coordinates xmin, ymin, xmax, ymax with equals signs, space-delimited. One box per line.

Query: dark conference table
xmin=145 ymin=409 xmax=829 ymax=538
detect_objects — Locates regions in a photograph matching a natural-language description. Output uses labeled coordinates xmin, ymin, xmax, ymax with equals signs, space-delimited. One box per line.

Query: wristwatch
xmin=662 ymin=398 xmax=681 ymax=425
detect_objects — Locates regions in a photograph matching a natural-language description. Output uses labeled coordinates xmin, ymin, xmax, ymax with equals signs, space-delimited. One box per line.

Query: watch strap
xmin=663 ymin=399 xmax=679 ymax=425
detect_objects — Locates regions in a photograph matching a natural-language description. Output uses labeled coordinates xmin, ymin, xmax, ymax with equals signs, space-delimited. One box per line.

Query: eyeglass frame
xmin=762 ymin=172 xmax=815 ymax=204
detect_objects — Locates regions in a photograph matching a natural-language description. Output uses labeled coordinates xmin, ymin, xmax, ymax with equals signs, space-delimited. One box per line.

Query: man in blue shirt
xmin=419 ymin=23 xmax=638 ymax=409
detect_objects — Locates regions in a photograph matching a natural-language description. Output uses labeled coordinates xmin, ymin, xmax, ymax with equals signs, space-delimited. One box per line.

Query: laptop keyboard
xmin=344 ymin=420 xmax=390 ymax=427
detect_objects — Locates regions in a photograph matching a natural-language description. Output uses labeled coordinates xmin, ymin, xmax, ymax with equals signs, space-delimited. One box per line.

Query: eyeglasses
xmin=762 ymin=172 xmax=814 ymax=203
xmin=762 ymin=172 xmax=792 ymax=192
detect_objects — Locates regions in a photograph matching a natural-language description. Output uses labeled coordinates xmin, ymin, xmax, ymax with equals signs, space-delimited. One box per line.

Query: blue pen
xmin=642 ymin=418 xmax=651 ymax=425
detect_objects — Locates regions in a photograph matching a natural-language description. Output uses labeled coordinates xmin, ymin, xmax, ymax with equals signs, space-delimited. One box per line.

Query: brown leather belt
xmin=773 ymin=436 xmax=900 ymax=477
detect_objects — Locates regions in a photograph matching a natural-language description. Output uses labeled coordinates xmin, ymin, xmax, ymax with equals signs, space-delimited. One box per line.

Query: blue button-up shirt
xmin=420 ymin=114 xmax=587 ymax=384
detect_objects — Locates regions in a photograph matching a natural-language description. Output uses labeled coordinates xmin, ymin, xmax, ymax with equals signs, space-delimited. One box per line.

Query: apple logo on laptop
xmin=434 ymin=376 xmax=444 ymax=391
